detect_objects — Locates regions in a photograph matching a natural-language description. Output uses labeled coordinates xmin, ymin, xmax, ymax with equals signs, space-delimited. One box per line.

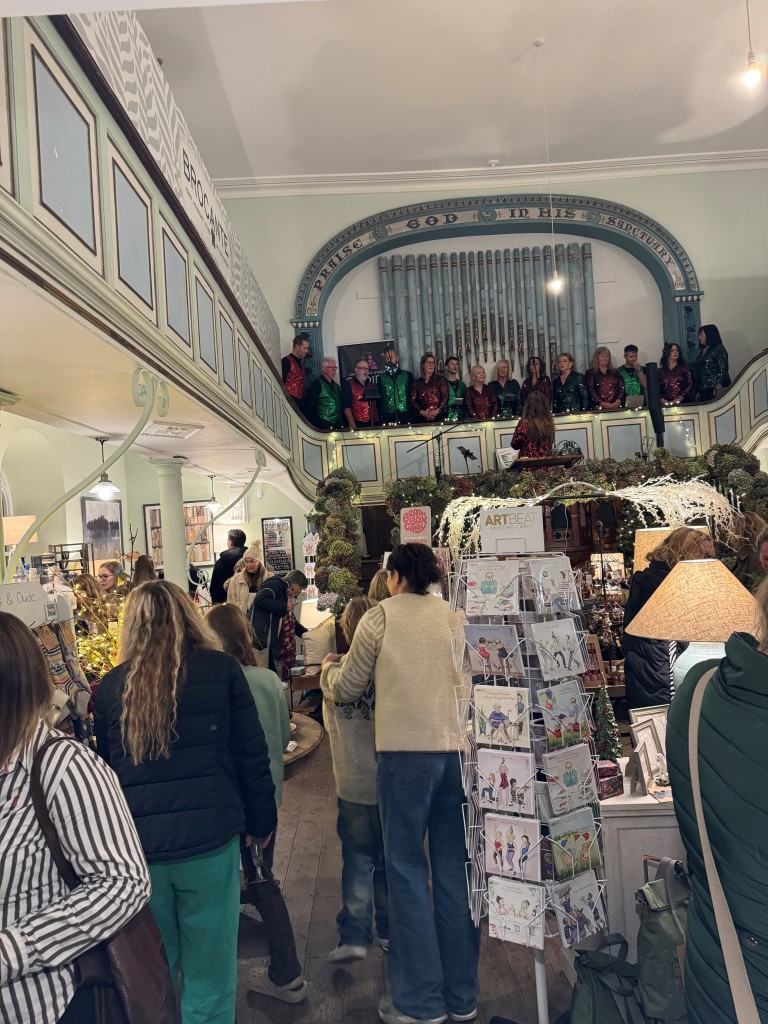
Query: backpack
xmin=635 ymin=857 xmax=689 ymax=1021
xmin=569 ymin=934 xmax=645 ymax=1024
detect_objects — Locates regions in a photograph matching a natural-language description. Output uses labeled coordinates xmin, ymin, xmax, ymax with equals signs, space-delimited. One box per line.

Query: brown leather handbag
xmin=31 ymin=736 xmax=178 ymax=1024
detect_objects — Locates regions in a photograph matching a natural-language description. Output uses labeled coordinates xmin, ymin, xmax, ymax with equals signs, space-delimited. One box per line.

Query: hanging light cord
xmin=746 ymin=0 xmax=754 ymax=52
xmin=536 ymin=41 xmax=558 ymax=267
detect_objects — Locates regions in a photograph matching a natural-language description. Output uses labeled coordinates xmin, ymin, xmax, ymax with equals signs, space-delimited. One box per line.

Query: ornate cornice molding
xmin=216 ymin=150 xmax=768 ymax=200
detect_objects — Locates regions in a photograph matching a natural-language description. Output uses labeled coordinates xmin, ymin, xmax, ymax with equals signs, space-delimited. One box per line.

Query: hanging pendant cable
xmin=535 ymin=39 xmax=560 ymax=291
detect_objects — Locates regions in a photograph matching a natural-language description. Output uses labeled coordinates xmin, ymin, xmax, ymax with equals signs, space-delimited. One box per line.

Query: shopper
xmin=322 ymin=596 xmax=389 ymax=964
xmin=521 ymin=354 xmax=553 ymax=406
xmin=71 ymin=572 xmax=106 ymax=634
xmin=585 ymin=346 xmax=625 ymax=411
xmin=694 ymin=324 xmax=730 ymax=401
xmin=205 ymin=603 xmax=306 ymax=1003
xmin=0 ymin=611 xmax=151 ymax=1024
xmin=368 ymin=569 xmax=391 ymax=602
xmin=96 ymin=559 xmax=123 ymax=594
xmin=130 ymin=553 xmax=157 ymax=586
xmin=667 ymin=575 xmax=768 ymax=1024
xmin=209 ymin=528 xmax=247 ymax=603
xmin=94 ymin=581 xmax=277 ymax=1024
xmin=322 ymin=544 xmax=479 ymax=1024
xmin=727 ymin=512 xmax=767 ymax=589
xmin=622 ymin=527 xmax=715 ymax=708
xmin=251 ymin=568 xmax=308 ymax=672
xmin=489 ymin=358 xmax=521 ymax=418
xmin=658 ymin=342 xmax=694 ymax=406
xmin=226 ymin=542 xmax=268 ymax=615
xmin=465 ymin=364 xmax=499 ymax=421
xmin=552 ymin=352 xmax=589 ymax=414
xmin=509 ymin=392 xmax=555 ymax=458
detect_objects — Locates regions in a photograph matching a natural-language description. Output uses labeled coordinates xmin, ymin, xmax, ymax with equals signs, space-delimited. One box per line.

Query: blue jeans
xmin=336 ymin=798 xmax=389 ymax=946
xmin=378 ymin=752 xmax=480 ymax=1020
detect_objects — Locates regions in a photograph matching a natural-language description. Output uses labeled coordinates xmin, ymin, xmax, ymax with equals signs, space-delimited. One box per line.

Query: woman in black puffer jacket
xmin=623 ymin=527 xmax=714 ymax=708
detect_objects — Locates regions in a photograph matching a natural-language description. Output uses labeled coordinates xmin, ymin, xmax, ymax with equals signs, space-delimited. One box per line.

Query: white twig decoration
xmin=438 ymin=476 xmax=734 ymax=562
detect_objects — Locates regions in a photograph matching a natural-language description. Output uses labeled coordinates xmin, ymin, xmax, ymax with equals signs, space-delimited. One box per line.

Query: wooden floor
xmin=236 ymin=738 xmax=573 ymax=1024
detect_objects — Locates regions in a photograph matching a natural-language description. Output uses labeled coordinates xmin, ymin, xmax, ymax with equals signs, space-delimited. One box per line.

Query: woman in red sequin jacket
xmin=510 ymin=392 xmax=556 ymax=459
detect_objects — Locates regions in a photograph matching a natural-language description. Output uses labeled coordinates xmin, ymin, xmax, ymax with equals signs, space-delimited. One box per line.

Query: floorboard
xmin=237 ymin=737 xmax=573 ymax=1023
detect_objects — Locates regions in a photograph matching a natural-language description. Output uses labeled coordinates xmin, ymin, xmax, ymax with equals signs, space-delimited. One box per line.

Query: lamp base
xmin=673 ymin=641 xmax=726 ymax=694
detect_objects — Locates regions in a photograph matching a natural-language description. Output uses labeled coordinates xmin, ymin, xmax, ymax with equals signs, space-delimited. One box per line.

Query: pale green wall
xmin=225 ymin=168 xmax=768 ymax=374
xmin=0 ymin=410 xmax=309 ymax=565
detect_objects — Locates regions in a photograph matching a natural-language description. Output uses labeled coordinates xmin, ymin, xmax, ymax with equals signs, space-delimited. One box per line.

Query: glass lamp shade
xmin=2 ymin=515 xmax=38 ymax=546
xmin=90 ymin=473 xmax=120 ymax=499
xmin=624 ymin=559 xmax=758 ymax=642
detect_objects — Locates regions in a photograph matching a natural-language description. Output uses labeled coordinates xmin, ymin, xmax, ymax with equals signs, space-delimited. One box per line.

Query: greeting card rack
xmin=451 ymin=550 xmax=608 ymax=1024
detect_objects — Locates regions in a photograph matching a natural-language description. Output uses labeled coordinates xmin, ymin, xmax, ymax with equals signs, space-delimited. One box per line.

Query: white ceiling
xmin=136 ymin=0 xmax=768 ymax=193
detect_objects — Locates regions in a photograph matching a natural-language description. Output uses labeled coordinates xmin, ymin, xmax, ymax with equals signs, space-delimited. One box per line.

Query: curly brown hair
xmin=646 ymin=526 xmax=713 ymax=566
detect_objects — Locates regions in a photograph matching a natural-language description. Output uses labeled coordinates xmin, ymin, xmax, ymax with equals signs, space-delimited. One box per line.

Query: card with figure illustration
xmin=542 ymin=743 xmax=598 ymax=815
xmin=536 ymin=679 xmax=590 ymax=750
xmin=464 ymin=559 xmax=520 ymax=616
xmin=548 ymin=807 xmax=601 ymax=881
xmin=464 ymin=624 xmax=524 ymax=680
xmin=552 ymin=870 xmax=607 ymax=948
xmin=487 ymin=876 xmax=546 ymax=948
xmin=531 ymin=619 xmax=587 ymax=681
xmin=473 ymin=684 xmax=530 ymax=749
xmin=484 ymin=814 xmax=541 ymax=881
xmin=476 ymin=749 xmax=535 ymax=814
xmin=525 ymin=555 xmax=579 ymax=613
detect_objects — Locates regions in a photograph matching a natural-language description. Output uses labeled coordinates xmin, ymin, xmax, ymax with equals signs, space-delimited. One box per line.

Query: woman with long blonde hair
xmin=623 ymin=526 xmax=715 ymax=708
xmin=94 ymin=580 xmax=279 ymax=1021
xmin=586 ymin=345 xmax=625 ymax=411
xmin=727 ymin=511 xmax=767 ymax=588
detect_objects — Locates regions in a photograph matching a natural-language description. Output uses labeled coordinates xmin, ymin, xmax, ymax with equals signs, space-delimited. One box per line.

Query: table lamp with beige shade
xmin=632 ymin=525 xmax=710 ymax=570
xmin=624 ymin=558 xmax=759 ymax=692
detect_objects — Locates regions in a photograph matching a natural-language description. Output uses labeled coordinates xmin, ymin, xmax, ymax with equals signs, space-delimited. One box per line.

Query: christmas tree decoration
xmin=593 ymin=683 xmax=622 ymax=764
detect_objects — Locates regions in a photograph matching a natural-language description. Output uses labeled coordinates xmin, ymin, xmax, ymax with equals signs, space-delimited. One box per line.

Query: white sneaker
xmin=378 ymin=994 xmax=447 ymax=1024
xmin=328 ymin=943 xmax=367 ymax=963
xmin=248 ymin=966 xmax=308 ymax=1003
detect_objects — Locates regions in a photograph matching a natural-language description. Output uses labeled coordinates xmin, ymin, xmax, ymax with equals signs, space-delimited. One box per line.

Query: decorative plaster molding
xmin=215 ymin=150 xmax=768 ymax=199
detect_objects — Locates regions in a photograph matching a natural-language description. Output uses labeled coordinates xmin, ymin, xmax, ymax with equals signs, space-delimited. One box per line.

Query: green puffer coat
xmin=667 ymin=633 xmax=768 ymax=1024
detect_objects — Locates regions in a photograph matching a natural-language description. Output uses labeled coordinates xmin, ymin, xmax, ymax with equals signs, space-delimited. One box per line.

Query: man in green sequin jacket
xmin=379 ymin=347 xmax=414 ymax=424
xmin=306 ymin=357 xmax=344 ymax=430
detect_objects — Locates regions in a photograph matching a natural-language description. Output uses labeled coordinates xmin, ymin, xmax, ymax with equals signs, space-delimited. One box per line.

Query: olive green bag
xmin=635 ymin=856 xmax=689 ymax=1021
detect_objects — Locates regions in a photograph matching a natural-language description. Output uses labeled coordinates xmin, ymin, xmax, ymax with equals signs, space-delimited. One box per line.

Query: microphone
xmin=457 ymin=445 xmax=478 ymax=461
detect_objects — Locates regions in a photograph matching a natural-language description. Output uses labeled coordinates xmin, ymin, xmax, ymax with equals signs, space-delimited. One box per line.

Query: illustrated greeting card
xmin=548 ymin=808 xmax=601 ymax=881
xmin=477 ymin=749 xmax=535 ymax=814
xmin=485 ymin=813 xmax=541 ymax=881
xmin=473 ymin=684 xmax=530 ymax=749
xmin=525 ymin=555 xmax=579 ymax=613
xmin=536 ymin=679 xmax=590 ymax=750
xmin=487 ymin=877 xmax=546 ymax=948
xmin=552 ymin=870 xmax=607 ymax=948
xmin=542 ymin=743 xmax=598 ymax=815
xmin=464 ymin=559 xmax=520 ymax=616
xmin=531 ymin=619 xmax=587 ymax=681
xmin=464 ymin=624 xmax=524 ymax=680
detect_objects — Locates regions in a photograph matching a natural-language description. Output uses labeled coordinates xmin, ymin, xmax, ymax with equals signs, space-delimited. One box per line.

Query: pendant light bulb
xmin=548 ymin=270 xmax=563 ymax=293
xmin=205 ymin=475 xmax=222 ymax=515
xmin=89 ymin=437 xmax=121 ymax=499
xmin=743 ymin=52 xmax=763 ymax=88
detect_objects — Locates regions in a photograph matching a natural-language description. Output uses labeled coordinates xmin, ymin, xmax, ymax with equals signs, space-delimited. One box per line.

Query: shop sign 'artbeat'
xmin=479 ymin=506 xmax=545 ymax=554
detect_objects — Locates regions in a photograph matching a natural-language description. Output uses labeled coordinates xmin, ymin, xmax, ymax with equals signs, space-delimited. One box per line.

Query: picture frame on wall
xmin=81 ymin=497 xmax=123 ymax=563
xmin=144 ymin=501 xmax=213 ymax=569
xmin=261 ymin=516 xmax=294 ymax=577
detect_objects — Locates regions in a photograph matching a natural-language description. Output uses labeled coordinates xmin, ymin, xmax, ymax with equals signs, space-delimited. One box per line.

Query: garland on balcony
xmin=307 ymin=467 xmax=363 ymax=617
xmin=383 ymin=444 xmax=765 ymax=556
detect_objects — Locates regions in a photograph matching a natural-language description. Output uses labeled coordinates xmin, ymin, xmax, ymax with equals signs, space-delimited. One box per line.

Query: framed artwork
xmin=580 ymin=634 xmax=606 ymax=686
xmin=143 ymin=501 xmax=213 ymax=569
xmin=261 ymin=516 xmax=294 ymax=576
xmin=81 ymin=497 xmax=123 ymax=563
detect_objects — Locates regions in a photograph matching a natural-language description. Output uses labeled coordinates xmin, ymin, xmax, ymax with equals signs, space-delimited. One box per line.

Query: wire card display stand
xmin=452 ymin=550 xmax=607 ymax=1024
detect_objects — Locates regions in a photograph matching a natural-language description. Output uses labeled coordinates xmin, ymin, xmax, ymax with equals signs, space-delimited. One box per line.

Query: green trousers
xmin=149 ymin=836 xmax=240 ymax=1024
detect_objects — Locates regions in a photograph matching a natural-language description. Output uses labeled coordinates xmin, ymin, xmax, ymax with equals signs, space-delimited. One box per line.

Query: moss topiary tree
xmin=311 ymin=467 xmax=363 ymax=617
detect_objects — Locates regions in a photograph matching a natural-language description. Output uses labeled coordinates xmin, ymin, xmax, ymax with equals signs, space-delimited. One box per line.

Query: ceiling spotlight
xmin=205 ymin=475 xmax=222 ymax=515
xmin=742 ymin=0 xmax=764 ymax=89
xmin=89 ymin=437 xmax=121 ymax=500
